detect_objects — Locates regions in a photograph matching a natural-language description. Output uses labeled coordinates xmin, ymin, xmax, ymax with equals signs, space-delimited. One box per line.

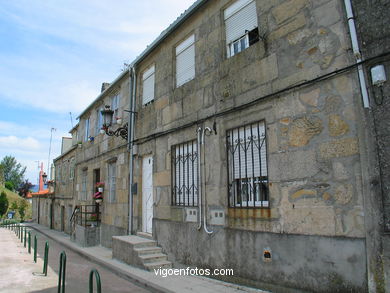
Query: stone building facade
xmin=32 ymin=0 xmax=389 ymax=291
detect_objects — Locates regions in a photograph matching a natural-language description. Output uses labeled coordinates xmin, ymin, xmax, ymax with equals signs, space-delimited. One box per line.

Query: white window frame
xmin=111 ymin=93 xmax=121 ymax=122
xmin=224 ymin=0 xmax=258 ymax=58
xmin=84 ymin=117 xmax=90 ymax=142
xmin=176 ymin=34 xmax=195 ymax=87
xmin=95 ymin=108 xmax=103 ymax=135
xmin=108 ymin=162 xmax=116 ymax=202
xmin=142 ymin=65 xmax=155 ymax=106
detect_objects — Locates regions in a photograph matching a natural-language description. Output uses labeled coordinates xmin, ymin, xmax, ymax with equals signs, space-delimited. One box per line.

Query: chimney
xmin=101 ymin=82 xmax=110 ymax=93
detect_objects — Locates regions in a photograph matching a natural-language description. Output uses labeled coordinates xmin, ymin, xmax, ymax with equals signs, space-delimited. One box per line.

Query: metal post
xmin=28 ymin=232 xmax=31 ymax=254
xmin=58 ymin=251 xmax=66 ymax=293
xmin=89 ymin=269 xmax=101 ymax=293
xmin=34 ymin=235 xmax=37 ymax=263
xmin=43 ymin=241 xmax=49 ymax=276
xmin=20 ymin=226 xmax=23 ymax=242
xmin=24 ymin=228 xmax=27 ymax=247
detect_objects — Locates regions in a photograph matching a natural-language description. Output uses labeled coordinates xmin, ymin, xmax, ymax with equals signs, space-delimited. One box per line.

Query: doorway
xmin=142 ymin=155 xmax=153 ymax=234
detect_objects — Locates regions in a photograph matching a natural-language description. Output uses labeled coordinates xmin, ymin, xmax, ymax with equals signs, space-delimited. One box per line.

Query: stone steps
xmin=112 ymin=235 xmax=172 ymax=271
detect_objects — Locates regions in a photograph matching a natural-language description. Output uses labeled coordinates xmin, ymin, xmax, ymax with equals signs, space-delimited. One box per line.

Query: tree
xmin=10 ymin=201 xmax=18 ymax=211
xmin=18 ymin=179 xmax=33 ymax=198
xmin=0 ymin=156 xmax=26 ymax=191
xmin=0 ymin=164 xmax=4 ymax=186
xmin=0 ymin=192 xmax=8 ymax=217
xmin=18 ymin=200 xmax=27 ymax=222
xmin=4 ymin=181 xmax=14 ymax=191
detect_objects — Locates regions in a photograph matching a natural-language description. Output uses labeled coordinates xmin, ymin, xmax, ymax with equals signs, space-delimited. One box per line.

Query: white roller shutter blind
xmin=142 ymin=65 xmax=155 ymax=105
xmin=224 ymin=0 xmax=258 ymax=45
xmin=176 ymin=35 xmax=195 ymax=87
xmin=230 ymin=122 xmax=267 ymax=179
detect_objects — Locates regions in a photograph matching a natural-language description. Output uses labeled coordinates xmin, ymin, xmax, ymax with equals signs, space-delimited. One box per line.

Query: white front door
xmin=142 ymin=155 xmax=153 ymax=234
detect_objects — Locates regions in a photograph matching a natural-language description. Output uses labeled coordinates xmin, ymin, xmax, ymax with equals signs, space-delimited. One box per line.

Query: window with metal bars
xmin=171 ymin=140 xmax=199 ymax=206
xmin=226 ymin=121 xmax=269 ymax=208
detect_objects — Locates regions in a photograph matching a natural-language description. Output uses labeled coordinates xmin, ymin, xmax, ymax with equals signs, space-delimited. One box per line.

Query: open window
xmin=225 ymin=0 xmax=259 ymax=57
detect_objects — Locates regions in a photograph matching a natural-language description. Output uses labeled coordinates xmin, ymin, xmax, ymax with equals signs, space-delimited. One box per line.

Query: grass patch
xmin=0 ymin=186 xmax=32 ymax=221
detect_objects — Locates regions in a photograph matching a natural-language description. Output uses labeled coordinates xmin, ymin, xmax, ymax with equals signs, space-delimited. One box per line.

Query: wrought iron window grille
xmin=226 ymin=121 xmax=269 ymax=208
xmin=171 ymin=140 xmax=199 ymax=207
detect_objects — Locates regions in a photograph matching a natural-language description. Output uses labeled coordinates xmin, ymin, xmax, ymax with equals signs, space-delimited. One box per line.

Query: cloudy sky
xmin=0 ymin=0 xmax=195 ymax=185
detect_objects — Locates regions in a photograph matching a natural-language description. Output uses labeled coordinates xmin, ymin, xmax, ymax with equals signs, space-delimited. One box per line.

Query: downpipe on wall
xmin=197 ymin=126 xmax=213 ymax=234
xmin=343 ymin=0 xmax=370 ymax=108
xmin=197 ymin=127 xmax=202 ymax=231
xmin=128 ymin=66 xmax=137 ymax=235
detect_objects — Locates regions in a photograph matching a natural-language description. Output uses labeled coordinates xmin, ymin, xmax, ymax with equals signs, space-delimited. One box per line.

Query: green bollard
xmin=43 ymin=241 xmax=49 ymax=276
xmin=20 ymin=226 xmax=23 ymax=243
xmin=34 ymin=235 xmax=37 ymax=263
xmin=89 ymin=269 xmax=101 ymax=293
xmin=58 ymin=251 xmax=67 ymax=293
xmin=24 ymin=228 xmax=27 ymax=247
xmin=28 ymin=232 xmax=31 ymax=254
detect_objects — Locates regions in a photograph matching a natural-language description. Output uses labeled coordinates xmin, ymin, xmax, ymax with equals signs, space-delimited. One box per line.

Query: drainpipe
xmin=344 ymin=0 xmax=370 ymax=108
xmin=202 ymin=127 xmax=213 ymax=234
xmin=197 ymin=127 xmax=202 ymax=230
xmin=128 ymin=66 xmax=137 ymax=235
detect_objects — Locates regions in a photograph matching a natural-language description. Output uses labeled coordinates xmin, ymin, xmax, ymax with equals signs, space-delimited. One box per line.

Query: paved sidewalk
xmin=26 ymin=223 xmax=268 ymax=293
xmin=0 ymin=228 xmax=58 ymax=293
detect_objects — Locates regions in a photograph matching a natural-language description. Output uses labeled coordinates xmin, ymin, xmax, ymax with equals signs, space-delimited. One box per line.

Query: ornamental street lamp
xmin=42 ymin=172 xmax=48 ymax=185
xmin=101 ymin=105 xmax=129 ymax=140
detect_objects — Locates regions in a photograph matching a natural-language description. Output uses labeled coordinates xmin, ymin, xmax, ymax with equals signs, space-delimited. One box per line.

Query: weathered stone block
xmin=334 ymin=183 xmax=353 ymax=205
xmin=319 ymin=138 xmax=359 ymax=159
xmin=313 ymin=0 xmax=341 ymax=27
xmin=288 ymin=116 xmax=323 ymax=147
xmin=269 ymin=13 xmax=306 ymax=41
xmin=287 ymin=28 xmax=312 ymax=45
xmin=154 ymin=170 xmax=170 ymax=187
xmin=291 ymin=189 xmax=317 ymax=200
xmin=332 ymin=161 xmax=350 ymax=180
xmin=328 ymin=114 xmax=349 ymax=137
xmin=269 ymin=149 xmax=319 ymax=180
xmin=272 ymin=0 xmax=309 ymax=24
xmin=299 ymin=88 xmax=320 ymax=107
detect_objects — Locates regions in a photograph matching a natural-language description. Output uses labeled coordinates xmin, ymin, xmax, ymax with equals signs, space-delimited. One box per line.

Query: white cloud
xmin=0 ymin=136 xmax=41 ymax=151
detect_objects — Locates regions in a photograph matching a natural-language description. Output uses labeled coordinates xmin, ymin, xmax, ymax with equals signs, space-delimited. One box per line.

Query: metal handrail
xmin=58 ymin=251 xmax=67 ymax=293
xmin=89 ymin=269 xmax=101 ymax=293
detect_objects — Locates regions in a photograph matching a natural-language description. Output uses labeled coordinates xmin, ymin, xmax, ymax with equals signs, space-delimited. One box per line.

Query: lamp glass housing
xmin=371 ymin=64 xmax=387 ymax=86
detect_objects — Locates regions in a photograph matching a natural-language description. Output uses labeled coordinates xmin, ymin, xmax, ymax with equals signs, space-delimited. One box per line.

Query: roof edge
xmin=131 ymin=0 xmax=208 ymax=67
xmin=77 ymin=69 xmax=130 ymax=119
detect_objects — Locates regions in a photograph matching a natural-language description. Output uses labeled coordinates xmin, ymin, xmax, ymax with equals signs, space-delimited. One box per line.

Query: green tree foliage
xmin=4 ymin=181 xmax=14 ymax=191
xmin=18 ymin=179 xmax=33 ymax=198
xmin=0 ymin=156 xmax=26 ymax=191
xmin=0 ymin=164 xmax=4 ymax=185
xmin=0 ymin=191 xmax=9 ymax=216
xmin=18 ymin=200 xmax=27 ymax=222
xmin=10 ymin=201 xmax=18 ymax=211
